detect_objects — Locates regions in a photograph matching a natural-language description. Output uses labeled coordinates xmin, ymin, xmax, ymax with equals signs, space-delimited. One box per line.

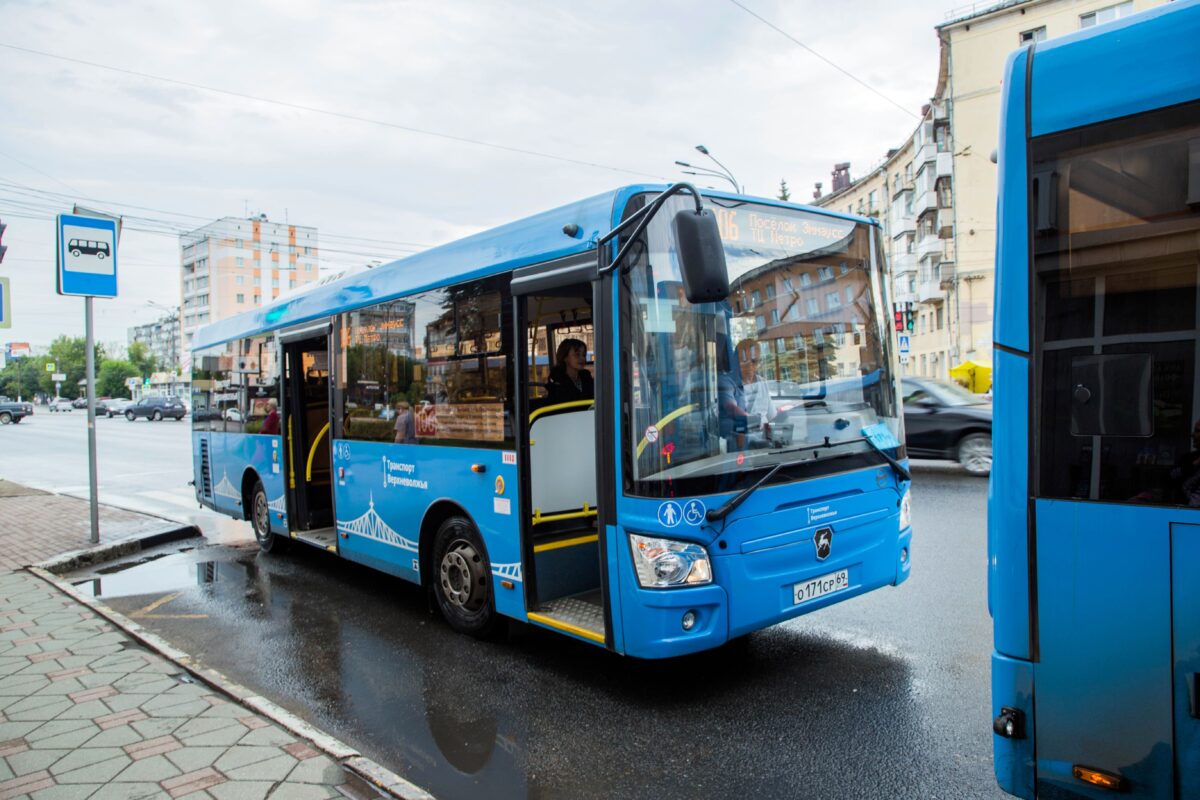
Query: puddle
xmin=72 ymin=552 xmax=223 ymax=599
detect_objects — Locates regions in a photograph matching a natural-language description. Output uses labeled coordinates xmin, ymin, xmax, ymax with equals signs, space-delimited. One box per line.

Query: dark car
xmin=96 ymin=398 xmax=133 ymax=418
xmin=901 ymin=377 xmax=992 ymax=475
xmin=125 ymin=395 xmax=187 ymax=421
xmin=71 ymin=397 xmax=89 ymax=409
xmin=0 ymin=400 xmax=31 ymax=424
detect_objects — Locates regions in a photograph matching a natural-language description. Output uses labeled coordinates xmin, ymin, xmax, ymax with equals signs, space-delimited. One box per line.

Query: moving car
xmin=0 ymin=399 xmax=31 ymax=424
xmin=48 ymin=398 xmax=74 ymax=412
xmin=901 ymin=377 xmax=992 ymax=475
xmin=71 ymin=397 xmax=89 ymax=409
xmin=97 ymin=398 xmax=133 ymax=418
xmin=125 ymin=395 xmax=187 ymax=421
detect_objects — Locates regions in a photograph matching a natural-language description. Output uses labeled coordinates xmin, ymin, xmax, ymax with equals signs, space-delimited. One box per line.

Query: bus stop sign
xmin=57 ymin=214 xmax=118 ymax=298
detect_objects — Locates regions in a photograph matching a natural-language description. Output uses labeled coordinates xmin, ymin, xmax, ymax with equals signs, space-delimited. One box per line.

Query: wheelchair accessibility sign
xmin=657 ymin=499 xmax=706 ymax=528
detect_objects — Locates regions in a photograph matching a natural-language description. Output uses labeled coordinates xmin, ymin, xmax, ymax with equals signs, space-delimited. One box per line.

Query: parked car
xmin=48 ymin=398 xmax=74 ymax=412
xmin=125 ymin=395 xmax=187 ymax=421
xmin=97 ymin=398 xmax=133 ymax=418
xmin=901 ymin=377 xmax=992 ymax=475
xmin=0 ymin=399 xmax=32 ymax=424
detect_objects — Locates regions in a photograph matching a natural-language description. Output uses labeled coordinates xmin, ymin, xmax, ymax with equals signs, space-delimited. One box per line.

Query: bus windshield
xmin=621 ymin=195 xmax=901 ymax=497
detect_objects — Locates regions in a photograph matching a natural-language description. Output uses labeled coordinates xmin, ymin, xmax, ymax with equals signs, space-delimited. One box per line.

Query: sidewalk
xmin=0 ymin=482 xmax=429 ymax=800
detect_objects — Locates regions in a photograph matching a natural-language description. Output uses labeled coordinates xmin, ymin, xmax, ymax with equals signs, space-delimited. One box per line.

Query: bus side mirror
xmin=672 ymin=208 xmax=729 ymax=303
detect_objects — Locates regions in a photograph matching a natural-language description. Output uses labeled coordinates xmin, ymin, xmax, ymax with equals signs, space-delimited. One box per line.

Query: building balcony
xmin=937 ymin=207 xmax=954 ymax=238
xmin=916 ymin=141 xmax=938 ymax=166
xmin=917 ymin=265 xmax=945 ymax=304
xmin=891 ymin=252 xmax=918 ymax=274
xmin=915 ymin=189 xmax=938 ymax=216
xmin=936 ymin=151 xmax=953 ymax=178
xmin=916 ymin=234 xmax=944 ymax=261
xmin=890 ymin=211 xmax=916 ymax=238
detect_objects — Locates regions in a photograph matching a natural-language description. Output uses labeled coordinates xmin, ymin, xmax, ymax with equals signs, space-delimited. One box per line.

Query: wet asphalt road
xmin=59 ymin=462 xmax=1002 ymax=799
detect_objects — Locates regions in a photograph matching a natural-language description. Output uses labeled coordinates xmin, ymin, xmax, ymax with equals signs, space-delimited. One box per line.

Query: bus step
xmin=528 ymin=591 xmax=605 ymax=644
xmin=290 ymin=527 xmax=338 ymax=552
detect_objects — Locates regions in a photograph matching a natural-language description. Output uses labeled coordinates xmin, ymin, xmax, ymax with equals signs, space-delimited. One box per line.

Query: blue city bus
xmin=990 ymin=2 xmax=1200 ymax=796
xmin=191 ymin=183 xmax=912 ymax=659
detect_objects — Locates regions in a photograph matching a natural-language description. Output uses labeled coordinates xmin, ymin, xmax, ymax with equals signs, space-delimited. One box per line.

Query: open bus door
xmin=280 ymin=328 xmax=337 ymax=552
xmin=511 ymin=254 xmax=611 ymax=648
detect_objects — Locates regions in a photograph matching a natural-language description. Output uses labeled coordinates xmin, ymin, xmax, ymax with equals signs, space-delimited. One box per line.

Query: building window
xmin=905 ymin=162 xmax=913 ymax=181
xmin=868 ymin=190 xmax=878 ymax=212
xmin=305 ymin=263 xmax=313 ymax=272
xmin=303 ymin=246 xmax=310 ymax=255
xmin=236 ymin=256 xmax=244 ymax=266
xmin=800 ymin=272 xmax=812 ymax=288
xmin=236 ymin=293 xmax=245 ymax=303
xmin=750 ymin=289 xmax=761 ymax=308
xmin=765 ymin=284 xmax=775 ymax=300
xmin=1080 ymin=2 xmax=1132 ymax=27
xmin=289 ymin=279 xmax=296 ymax=289
xmin=254 ymin=294 xmax=261 ymax=304
xmin=782 ymin=276 xmax=794 ymax=293
xmin=253 ymin=277 xmax=261 ymax=286
xmin=235 ymin=275 xmax=244 ymax=285
xmin=817 ymin=266 xmax=834 ymax=281
xmin=844 ymin=285 xmax=855 ymax=304
xmin=825 ymin=292 xmax=840 ymax=310
xmin=770 ymin=309 xmax=780 ymax=324
xmin=1020 ymin=26 xmax=1047 ymax=43
xmin=936 ymin=306 xmax=944 ymax=330
xmin=235 ymin=239 xmax=243 ymax=249
xmin=806 ymin=298 xmax=819 ymax=316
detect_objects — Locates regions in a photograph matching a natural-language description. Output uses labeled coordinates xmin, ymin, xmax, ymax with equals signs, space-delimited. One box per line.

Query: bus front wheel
xmin=250 ymin=480 xmax=282 ymax=553
xmin=432 ymin=516 xmax=501 ymax=638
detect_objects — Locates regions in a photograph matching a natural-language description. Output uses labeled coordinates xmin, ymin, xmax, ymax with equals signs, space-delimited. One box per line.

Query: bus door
xmin=1029 ymin=101 xmax=1200 ymax=798
xmin=512 ymin=256 xmax=609 ymax=648
xmin=281 ymin=330 xmax=336 ymax=549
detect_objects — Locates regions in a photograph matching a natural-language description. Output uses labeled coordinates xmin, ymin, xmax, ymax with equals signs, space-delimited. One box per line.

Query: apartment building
xmin=815 ymin=0 xmax=1165 ymax=382
xmin=128 ymin=312 xmax=180 ymax=373
xmin=178 ymin=216 xmax=320 ymax=367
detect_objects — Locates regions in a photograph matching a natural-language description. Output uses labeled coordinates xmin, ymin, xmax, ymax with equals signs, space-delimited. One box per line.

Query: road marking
xmin=128 ymin=593 xmax=208 ymax=620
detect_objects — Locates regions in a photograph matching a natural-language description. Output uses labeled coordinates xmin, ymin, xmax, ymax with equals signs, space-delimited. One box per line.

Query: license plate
xmin=793 ymin=568 xmax=849 ymax=605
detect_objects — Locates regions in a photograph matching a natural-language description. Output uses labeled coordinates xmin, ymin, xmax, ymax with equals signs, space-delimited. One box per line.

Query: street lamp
xmin=691 ymin=144 xmax=742 ymax=193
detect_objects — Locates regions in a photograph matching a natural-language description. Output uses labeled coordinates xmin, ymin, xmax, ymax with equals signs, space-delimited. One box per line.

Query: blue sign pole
xmin=57 ymin=213 xmax=120 ymax=543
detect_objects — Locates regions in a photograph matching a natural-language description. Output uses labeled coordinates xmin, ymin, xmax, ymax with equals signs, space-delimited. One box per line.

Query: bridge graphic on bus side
xmin=213 ymin=471 xmax=240 ymax=501
xmin=491 ymin=562 xmax=523 ymax=583
xmin=268 ymin=495 xmax=286 ymax=515
xmin=336 ymin=495 xmax=418 ymax=552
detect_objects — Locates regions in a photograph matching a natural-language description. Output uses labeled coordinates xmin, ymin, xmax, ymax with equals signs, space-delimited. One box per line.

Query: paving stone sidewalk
xmin=0 ymin=482 xmax=193 ymax=573
xmin=0 ymin=569 xmax=355 ymax=800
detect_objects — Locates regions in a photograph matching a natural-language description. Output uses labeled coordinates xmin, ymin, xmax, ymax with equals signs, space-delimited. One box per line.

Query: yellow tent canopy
xmin=949 ymin=360 xmax=992 ymax=393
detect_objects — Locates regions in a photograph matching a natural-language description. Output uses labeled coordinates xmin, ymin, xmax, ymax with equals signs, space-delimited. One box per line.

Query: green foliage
xmin=127 ymin=341 xmax=157 ymax=376
xmin=778 ymin=178 xmax=791 ymax=202
xmin=0 ymin=356 xmax=49 ymax=400
xmin=98 ymin=360 xmax=139 ymax=398
xmin=45 ymin=336 xmax=106 ymax=395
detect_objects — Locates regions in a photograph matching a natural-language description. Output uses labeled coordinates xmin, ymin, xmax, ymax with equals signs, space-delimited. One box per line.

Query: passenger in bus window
xmin=546 ymin=338 xmax=593 ymax=404
xmin=737 ymin=339 xmax=776 ymax=437
xmin=260 ymin=399 xmax=280 ymax=435
xmin=394 ymin=400 xmax=416 ymax=444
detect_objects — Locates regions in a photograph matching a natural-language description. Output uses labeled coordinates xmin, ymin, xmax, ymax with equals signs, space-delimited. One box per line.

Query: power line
xmin=0 ymin=41 xmax=667 ymax=180
xmin=726 ymin=0 xmax=919 ymax=120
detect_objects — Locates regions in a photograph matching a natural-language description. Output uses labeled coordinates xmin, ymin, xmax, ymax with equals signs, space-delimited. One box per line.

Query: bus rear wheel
xmin=432 ymin=516 xmax=501 ymax=637
xmin=250 ymin=479 xmax=283 ymax=553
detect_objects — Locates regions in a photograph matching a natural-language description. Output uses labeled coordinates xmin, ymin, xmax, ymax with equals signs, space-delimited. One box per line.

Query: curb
xmin=37 ymin=523 xmax=203 ymax=574
xmin=27 ymin=565 xmax=435 ymax=800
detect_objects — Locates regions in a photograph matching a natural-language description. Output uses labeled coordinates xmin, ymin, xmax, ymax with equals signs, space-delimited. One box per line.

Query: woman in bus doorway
xmin=547 ymin=338 xmax=593 ymax=404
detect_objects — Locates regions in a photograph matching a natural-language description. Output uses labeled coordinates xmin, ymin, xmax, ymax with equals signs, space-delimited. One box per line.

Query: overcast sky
xmin=0 ymin=0 xmax=954 ymax=352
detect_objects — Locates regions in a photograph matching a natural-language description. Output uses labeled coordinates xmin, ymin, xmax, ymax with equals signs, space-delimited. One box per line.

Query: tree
xmin=46 ymin=336 xmax=105 ymax=396
xmin=778 ymin=179 xmax=791 ymax=202
xmin=98 ymin=360 xmax=139 ymax=398
xmin=127 ymin=341 xmax=157 ymax=377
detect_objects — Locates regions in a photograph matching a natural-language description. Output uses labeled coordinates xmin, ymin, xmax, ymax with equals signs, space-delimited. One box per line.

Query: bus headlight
xmin=899 ymin=490 xmax=912 ymax=530
xmin=629 ymin=533 xmax=712 ymax=588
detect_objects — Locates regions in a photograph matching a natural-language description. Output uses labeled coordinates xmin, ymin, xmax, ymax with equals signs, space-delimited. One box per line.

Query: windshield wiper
xmin=705 ymin=436 xmax=910 ymax=524
xmin=825 ymin=435 xmax=911 ymax=483
xmin=706 ymin=459 xmax=798 ymax=523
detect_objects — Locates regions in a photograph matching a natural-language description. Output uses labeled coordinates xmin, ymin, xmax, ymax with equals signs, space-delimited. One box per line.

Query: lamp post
xmin=690 ymin=144 xmax=742 ymax=193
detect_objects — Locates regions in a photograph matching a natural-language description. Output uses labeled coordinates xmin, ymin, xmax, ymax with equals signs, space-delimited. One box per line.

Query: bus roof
xmin=1027 ymin=0 xmax=1200 ymax=137
xmin=192 ymin=184 xmax=877 ymax=351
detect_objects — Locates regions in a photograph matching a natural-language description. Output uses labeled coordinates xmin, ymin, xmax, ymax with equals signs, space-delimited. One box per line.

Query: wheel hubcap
xmin=254 ymin=494 xmax=270 ymax=541
xmin=962 ymin=440 xmax=992 ymax=473
xmin=440 ymin=538 xmax=484 ymax=611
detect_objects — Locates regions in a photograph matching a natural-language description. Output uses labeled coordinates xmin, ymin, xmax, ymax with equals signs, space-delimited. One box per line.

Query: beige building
xmin=816 ymin=0 xmax=1164 ymax=384
xmin=178 ymin=216 xmax=320 ymax=367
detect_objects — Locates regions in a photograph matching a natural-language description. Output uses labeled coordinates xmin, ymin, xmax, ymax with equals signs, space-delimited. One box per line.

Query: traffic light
xmin=905 ymin=302 xmax=915 ymax=332
xmin=893 ymin=304 xmax=904 ymax=332
xmin=0 ymin=219 xmax=6 ymax=264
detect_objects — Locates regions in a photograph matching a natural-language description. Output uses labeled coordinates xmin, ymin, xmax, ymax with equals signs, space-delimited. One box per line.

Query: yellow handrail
xmin=531 ymin=504 xmax=597 ymax=526
xmin=306 ymin=421 xmax=330 ymax=481
xmin=287 ymin=417 xmax=295 ymax=489
xmin=635 ymin=404 xmax=698 ymax=458
xmin=528 ymin=399 xmax=594 ymax=425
